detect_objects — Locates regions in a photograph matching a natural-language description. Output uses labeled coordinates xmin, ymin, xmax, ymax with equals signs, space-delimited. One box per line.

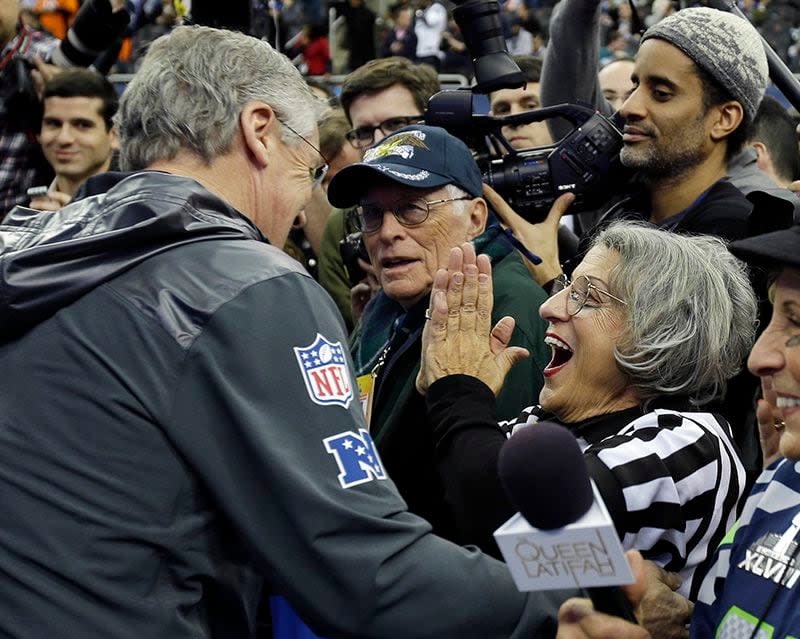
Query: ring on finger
xmin=774 ymin=418 xmax=786 ymax=431
xmin=424 ymin=308 xmax=432 ymax=321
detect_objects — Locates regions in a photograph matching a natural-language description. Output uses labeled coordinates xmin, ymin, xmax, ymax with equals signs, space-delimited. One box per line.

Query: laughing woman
xmin=417 ymin=221 xmax=756 ymax=600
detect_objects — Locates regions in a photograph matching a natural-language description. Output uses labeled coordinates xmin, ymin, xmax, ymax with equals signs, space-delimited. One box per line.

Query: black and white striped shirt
xmin=501 ymin=406 xmax=747 ymax=598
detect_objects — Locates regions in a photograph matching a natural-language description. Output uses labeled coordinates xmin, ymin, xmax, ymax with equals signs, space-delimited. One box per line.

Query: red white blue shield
xmin=294 ymin=333 xmax=354 ymax=409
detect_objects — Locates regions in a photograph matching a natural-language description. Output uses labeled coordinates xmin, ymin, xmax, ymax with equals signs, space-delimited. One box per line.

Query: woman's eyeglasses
xmin=551 ymin=274 xmax=628 ymax=316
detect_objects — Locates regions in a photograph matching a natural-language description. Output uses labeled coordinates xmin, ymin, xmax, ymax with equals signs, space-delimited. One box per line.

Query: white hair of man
xmin=444 ymin=184 xmax=470 ymax=214
xmin=117 ymin=26 xmax=327 ymax=171
xmin=593 ymin=221 xmax=758 ymax=407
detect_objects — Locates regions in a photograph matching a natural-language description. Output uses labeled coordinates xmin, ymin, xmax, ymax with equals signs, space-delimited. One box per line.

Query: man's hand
xmin=483 ymin=184 xmax=575 ymax=287
xmin=789 ymin=180 xmax=800 ymax=195
xmin=557 ymin=598 xmax=650 ymax=639
xmin=556 ymin=550 xmax=692 ymax=639
xmin=632 ymin=558 xmax=693 ymax=639
xmin=29 ymin=189 xmax=71 ymax=211
xmin=416 ymin=242 xmax=529 ymax=396
xmin=31 ymin=56 xmax=64 ymax=99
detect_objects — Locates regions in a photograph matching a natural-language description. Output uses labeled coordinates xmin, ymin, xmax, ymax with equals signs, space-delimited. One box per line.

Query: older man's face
xmin=361 ymin=183 xmax=485 ymax=309
xmin=598 ymin=59 xmax=635 ymax=112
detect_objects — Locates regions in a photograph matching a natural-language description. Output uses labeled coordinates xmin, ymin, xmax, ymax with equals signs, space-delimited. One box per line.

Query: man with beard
xmin=509 ymin=7 xmax=786 ymax=284
xmin=540 ymin=0 xmax=798 ymax=217
xmin=492 ymin=7 xmax=793 ymax=482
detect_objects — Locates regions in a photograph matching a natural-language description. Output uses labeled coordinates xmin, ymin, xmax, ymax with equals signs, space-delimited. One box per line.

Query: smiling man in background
xmin=30 ymin=68 xmax=118 ymax=210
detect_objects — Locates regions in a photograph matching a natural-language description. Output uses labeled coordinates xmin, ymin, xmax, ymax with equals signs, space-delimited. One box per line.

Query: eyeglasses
xmin=551 ymin=274 xmax=628 ymax=316
xmin=345 ymin=116 xmax=423 ymax=149
xmin=280 ymin=120 xmax=330 ymax=188
xmin=356 ymin=195 xmax=472 ymax=234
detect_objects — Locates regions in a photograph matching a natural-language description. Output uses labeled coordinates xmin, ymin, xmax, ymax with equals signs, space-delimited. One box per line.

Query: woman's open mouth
xmin=543 ymin=334 xmax=573 ymax=377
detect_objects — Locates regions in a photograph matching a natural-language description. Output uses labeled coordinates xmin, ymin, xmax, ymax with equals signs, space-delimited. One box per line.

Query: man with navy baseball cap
xmin=328 ymin=124 xmax=483 ymax=208
xmin=327 ymin=124 xmax=551 ymax=548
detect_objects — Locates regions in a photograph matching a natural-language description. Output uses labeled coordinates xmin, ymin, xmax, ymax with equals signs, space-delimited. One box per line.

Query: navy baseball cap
xmin=327 ymin=125 xmax=483 ymax=209
xmin=729 ymin=223 xmax=800 ymax=272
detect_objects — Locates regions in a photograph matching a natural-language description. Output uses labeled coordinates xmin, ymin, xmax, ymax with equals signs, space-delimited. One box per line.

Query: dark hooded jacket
xmin=0 ymin=171 xmax=565 ymax=639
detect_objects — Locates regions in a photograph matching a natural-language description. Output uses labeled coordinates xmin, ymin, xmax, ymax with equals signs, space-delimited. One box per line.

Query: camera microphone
xmin=494 ymin=422 xmax=638 ymax=623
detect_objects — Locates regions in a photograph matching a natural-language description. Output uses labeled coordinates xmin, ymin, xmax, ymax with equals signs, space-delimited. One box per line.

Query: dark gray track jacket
xmin=0 ymin=171 xmax=566 ymax=639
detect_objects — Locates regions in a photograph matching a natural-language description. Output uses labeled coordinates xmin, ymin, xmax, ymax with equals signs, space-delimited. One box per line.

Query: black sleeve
xmin=427 ymin=375 xmax=516 ymax=559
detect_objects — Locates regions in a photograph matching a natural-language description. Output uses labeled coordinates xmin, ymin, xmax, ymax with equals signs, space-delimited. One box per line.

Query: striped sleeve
xmin=583 ymin=410 xmax=746 ymax=599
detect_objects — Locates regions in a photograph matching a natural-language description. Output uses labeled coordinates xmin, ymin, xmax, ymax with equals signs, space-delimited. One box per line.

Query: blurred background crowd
xmin=15 ymin=0 xmax=800 ymax=82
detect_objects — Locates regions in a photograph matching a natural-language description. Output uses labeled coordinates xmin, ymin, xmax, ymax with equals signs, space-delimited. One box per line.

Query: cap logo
xmin=380 ymin=167 xmax=431 ymax=181
xmin=364 ymin=131 xmax=429 ymax=163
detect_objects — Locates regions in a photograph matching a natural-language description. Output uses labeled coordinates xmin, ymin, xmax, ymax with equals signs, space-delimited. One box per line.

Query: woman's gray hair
xmin=117 ymin=26 xmax=328 ymax=170
xmin=592 ymin=221 xmax=757 ymax=407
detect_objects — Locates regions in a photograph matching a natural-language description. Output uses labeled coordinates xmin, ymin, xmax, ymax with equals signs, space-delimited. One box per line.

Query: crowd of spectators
xmin=14 ymin=0 xmax=800 ymax=78
xmin=3 ymin=1 xmax=800 ymax=639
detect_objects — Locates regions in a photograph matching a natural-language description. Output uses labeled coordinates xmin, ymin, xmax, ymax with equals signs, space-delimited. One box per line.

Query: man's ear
xmin=752 ymin=141 xmax=772 ymax=172
xmin=709 ymin=101 xmax=744 ymax=144
xmin=466 ymin=196 xmax=488 ymax=240
xmin=240 ymin=102 xmax=278 ymax=168
xmin=109 ymin=125 xmax=120 ymax=151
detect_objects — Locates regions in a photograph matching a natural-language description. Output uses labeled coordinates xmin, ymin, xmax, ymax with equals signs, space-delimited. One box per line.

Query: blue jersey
xmin=692 ymin=459 xmax=800 ymax=639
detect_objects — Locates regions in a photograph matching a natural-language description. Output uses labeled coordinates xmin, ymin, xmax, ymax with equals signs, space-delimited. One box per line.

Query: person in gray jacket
xmin=0 ymin=23 xmax=578 ymax=639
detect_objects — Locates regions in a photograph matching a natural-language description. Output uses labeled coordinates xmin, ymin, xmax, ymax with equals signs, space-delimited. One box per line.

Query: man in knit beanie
xmin=618 ymin=7 xmax=765 ymax=190
xmin=639 ymin=8 xmax=767 ymax=126
xmin=540 ymin=0 xmax=798 ymax=209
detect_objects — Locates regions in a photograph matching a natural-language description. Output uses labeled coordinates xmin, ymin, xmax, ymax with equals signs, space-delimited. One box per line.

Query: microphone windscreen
xmin=498 ymin=422 xmax=593 ymax=530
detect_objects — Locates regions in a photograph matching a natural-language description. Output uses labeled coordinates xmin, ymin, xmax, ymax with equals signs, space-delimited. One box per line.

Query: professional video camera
xmin=340 ymin=230 xmax=371 ymax=287
xmin=424 ymin=0 xmax=628 ymax=223
xmin=426 ymin=93 xmax=627 ymax=223
xmin=338 ymin=0 xmax=625 ymax=278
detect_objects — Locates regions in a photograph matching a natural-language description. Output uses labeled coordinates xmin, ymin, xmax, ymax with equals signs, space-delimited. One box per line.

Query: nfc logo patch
xmin=324 ymin=429 xmax=387 ymax=488
xmin=294 ymin=334 xmax=353 ymax=409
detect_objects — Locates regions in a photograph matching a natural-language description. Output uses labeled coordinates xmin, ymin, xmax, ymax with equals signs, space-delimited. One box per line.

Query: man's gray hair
xmin=117 ymin=26 xmax=327 ymax=170
xmin=593 ymin=221 xmax=757 ymax=407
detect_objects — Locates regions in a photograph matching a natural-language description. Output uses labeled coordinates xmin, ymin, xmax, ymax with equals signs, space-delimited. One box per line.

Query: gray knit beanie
xmin=641 ymin=7 xmax=768 ymax=122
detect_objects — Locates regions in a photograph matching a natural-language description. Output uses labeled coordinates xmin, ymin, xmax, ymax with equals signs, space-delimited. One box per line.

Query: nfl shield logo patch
xmin=294 ymin=334 xmax=354 ymax=409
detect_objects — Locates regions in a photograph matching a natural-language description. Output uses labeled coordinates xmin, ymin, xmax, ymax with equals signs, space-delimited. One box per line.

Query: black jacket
xmin=0 ymin=171 xmax=566 ymax=639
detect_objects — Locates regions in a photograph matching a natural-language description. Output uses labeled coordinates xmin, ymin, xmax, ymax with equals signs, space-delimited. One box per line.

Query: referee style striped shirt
xmin=501 ymin=406 xmax=747 ymax=599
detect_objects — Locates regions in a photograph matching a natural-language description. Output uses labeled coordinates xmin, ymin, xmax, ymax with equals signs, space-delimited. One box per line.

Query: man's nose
xmin=618 ymin=87 xmax=644 ymax=121
xmin=55 ymin=126 xmax=75 ymax=144
xmin=375 ymin=209 xmax=405 ymax=239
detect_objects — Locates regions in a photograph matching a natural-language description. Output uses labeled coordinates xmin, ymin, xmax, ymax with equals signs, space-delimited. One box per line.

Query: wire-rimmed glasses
xmin=551 ymin=274 xmax=628 ymax=316
xmin=279 ymin=120 xmax=329 ymax=188
xmin=356 ymin=195 xmax=472 ymax=234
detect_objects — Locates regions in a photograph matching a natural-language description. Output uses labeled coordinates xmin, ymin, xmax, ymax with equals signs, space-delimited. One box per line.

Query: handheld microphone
xmin=494 ymin=422 xmax=638 ymax=622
